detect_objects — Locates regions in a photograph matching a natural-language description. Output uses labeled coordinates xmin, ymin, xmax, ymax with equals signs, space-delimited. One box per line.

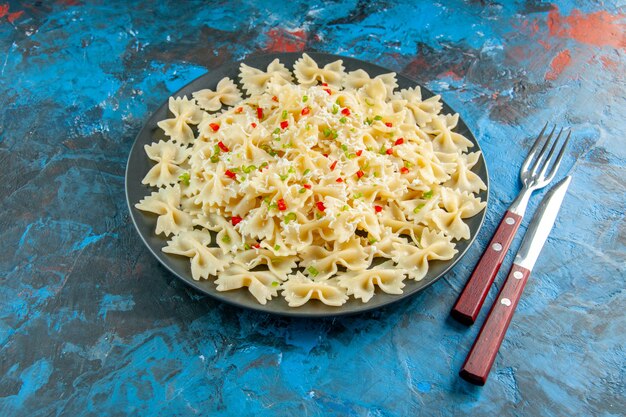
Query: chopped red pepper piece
xmin=330 ymin=160 xmax=338 ymax=171
xmin=301 ymin=106 xmax=311 ymax=116
xmin=356 ymin=150 xmax=363 ymax=156
xmin=225 ymin=170 xmax=236 ymax=179
xmin=323 ymin=88 xmax=332 ymax=95
xmin=303 ymin=184 xmax=312 ymax=189
xmin=277 ymin=199 xmax=287 ymax=211
xmin=321 ymin=82 xmax=328 ymax=86
xmin=252 ymin=243 xmax=261 ymax=249
xmin=231 ymin=215 xmax=242 ymax=226
xmin=385 ymin=122 xmax=393 ymax=127
xmin=336 ymin=178 xmax=343 ymax=183
xmin=386 ymin=148 xmax=393 ymax=155
xmin=209 ymin=123 xmax=220 ymax=132
xmin=218 ymin=141 xmax=229 ymax=152
xmin=316 ymin=201 xmax=326 ymax=212
xmin=323 ymin=153 xmax=329 ymax=158
xmin=356 ymin=170 xmax=364 ymax=179
xmin=272 ymin=96 xmax=278 ymax=102
xmin=235 ymin=107 xmax=243 ymax=114
xmin=257 ymin=107 xmax=264 ymax=120
xmin=251 ymin=123 xmax=257 ymax=128
xmin=400 ymin=167 xmax=409 ymax=174
xmin=341 ymin=108 xmax=351 ymax=116
xmin=374 ymin=205 xmax=383 ymax=213
xmin=395 ymin=138 xmax=404 ymax=146
xmin=280 ymin=121 xmax=289 ymax=129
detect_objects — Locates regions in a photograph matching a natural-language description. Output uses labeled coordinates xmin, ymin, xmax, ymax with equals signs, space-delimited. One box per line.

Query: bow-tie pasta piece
xmin=162 ymin=229 xmax=231 ymax=280
xmin=239 ymin=58 xmax=293 ymax=96
xmin=142 ymin=140 xmax=191 ymax=187
xmin=215 ymin=265 xmax=281 ymax=305
xmin=300 ymin=238 xmax=370 ymax=279
xmin=234 ymin=249 xmax=298 ymax=278
xmin=157 ymin=96 xmax=203 ymax=144
xmin=282 ymin=273 xmax=348 ymax=307
xmin=338 ymin=260 xmax=407 ymax=302
xmin=135 ymin=184 xmax=193 ymax=236
xmin=424 ymin=188 xmax=486 ymax=240
xmin=193 ymin=77 xmax=243 ymax=112
xmin=425 ymin=113 xmax=474 ymax=153
xmin=399 ymin=87 xmax=443 ymax=128
xmin=444 ymin=151 xmax=487 ymax=194
xmin=344 ymin=69 xmax=398 ymax=99
xmin=393 ymin=229 xmax=457 ymax=281
xmin=293 ymin=53 xmax=345 ymax=87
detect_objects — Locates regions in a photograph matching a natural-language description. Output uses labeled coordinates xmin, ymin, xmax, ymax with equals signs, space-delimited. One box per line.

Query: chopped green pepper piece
xmin=303 ymin=169 xmax=311 ymax=176
xmin=332 ymin=105 xmax=338 ymax=114
xmin=178 ymin=172 xmax=190 ymax=186
xmin=221 ymin=235 xmax=231 ymax=244
xmin=281 ymin=110 xmax=288 ymax=120
xmin=423 ymin=190 xmax=433 ymax=199
xmin=284 ymin=212 xmax=297 ymax=224
xmin=279 ymin=174 xmax=288 ymax=181
xmin=302 ymin=95 xmax=308 ymax=102
xmin=274 ymin=244 xmax=281 ymax=251
xmin=323 ymin=127 xmax=332 ymax=137
xmin=299 ymin=188 xmax=306 ymax=194
xmin=339 ymin=117 xmax=347 ymax=123
xmin=244 ymin=243 xmax=251 ymax=250
xmin=307 ymin=266 xmax=319 ymax=277
xmin=342 ymin=205 xmax=350 ymax=211
xmin=273 ymin=127 xmax=281 ymax=135
xmin=271 ymin=281 xmax=279 ymax=287
xmin=413 ymin=203 xmax=426 ymax=213
xmin=374 ymin=115 xmax=383 ymax=121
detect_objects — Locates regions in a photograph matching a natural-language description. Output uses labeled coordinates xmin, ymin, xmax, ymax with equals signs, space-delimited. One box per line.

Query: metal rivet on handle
xmin=492 ymin=243 xmax=503 ymax=252
xmin=501 ymin=298 xmax=512 ymax=306
xmin=505 ymin=217 xmax=515 ymax=225
xmin=513 ymin=271 xmax=523 ymax=279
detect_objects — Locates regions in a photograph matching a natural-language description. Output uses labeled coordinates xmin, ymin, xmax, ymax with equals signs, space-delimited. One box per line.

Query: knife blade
xmin=460 ymin=175 xmax=572 ymax=385
xmin=514 ymin=175 xmax=572 ymax=271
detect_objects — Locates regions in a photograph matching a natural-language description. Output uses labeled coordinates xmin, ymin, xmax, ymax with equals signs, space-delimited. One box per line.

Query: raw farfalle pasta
xmin=135 ymin=54 xmax=486 ymax=308
xmin=193 ymin=77 xmax=243 ymax=112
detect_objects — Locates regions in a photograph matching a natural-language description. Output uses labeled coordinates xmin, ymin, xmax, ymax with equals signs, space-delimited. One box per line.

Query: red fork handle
xmin=459 ymin=264 xmax=531 ymax=385
xmin=451 ymin=210 xmax=523 ymax=325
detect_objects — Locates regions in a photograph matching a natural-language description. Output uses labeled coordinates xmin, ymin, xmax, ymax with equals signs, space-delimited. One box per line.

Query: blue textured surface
xmin=1 ymin=1 xmax=625 ymax=415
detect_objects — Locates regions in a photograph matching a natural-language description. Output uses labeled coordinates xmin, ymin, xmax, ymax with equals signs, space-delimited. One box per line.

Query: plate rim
xmin=125 ymin=51 xmax=490 ymax=318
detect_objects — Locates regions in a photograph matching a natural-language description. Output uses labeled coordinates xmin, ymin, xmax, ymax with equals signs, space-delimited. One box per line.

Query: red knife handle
xmin=459 ymin=264 xmax=531 ymax=385
xmin=451 ymin=210 xmax=522 ymax=325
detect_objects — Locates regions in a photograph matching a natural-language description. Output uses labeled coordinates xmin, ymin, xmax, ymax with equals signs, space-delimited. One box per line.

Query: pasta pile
xmin=135 ymin=53 xmax=486 ymax=307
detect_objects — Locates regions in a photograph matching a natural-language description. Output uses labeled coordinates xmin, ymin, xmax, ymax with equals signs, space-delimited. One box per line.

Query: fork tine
xmin=529 ymin=125 xmax=557 ymax=176
xmin=544 ymin=130 xmax=571 ymax=183
xmin=538 ymin=127 xmax=564 ymax=179
xmin=520 ymin=122 xmax=548 ymax=174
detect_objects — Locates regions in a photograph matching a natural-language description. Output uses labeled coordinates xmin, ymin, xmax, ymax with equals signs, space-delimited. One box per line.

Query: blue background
xmin=1 ymin=1 xmax=624 ymax=415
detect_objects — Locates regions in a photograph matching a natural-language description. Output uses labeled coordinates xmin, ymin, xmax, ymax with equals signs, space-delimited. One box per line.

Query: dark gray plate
xmin=125 ymin=52 xmax=489 ymax=317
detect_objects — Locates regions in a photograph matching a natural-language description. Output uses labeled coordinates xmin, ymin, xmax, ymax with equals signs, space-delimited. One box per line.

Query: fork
xmin=451 ymin=123 xmax=571 ymax=325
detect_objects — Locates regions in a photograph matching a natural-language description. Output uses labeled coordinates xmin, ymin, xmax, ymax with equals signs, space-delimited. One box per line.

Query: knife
xmin=459 ymin=175 xmax=572 ymax=386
